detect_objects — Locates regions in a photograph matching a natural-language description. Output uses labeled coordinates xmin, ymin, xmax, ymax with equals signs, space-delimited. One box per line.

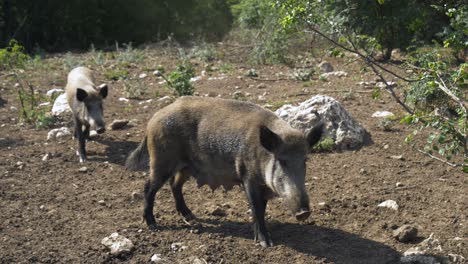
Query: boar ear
xmin=76 ymin=88 xmax=88 ymax=102
xmin=260 ymin=125 xmax=282 ymax=152
xmin=306 ymin=121 xmax=324 ymax=149
xmin=98 ymin=84 xmax=108 ymax=98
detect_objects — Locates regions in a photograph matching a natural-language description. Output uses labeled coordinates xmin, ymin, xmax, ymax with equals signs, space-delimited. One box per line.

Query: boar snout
xmin=295 ymin=208 xmax=311 ymax=221
xmin=96 ymin=126 xmax=105 ymax=134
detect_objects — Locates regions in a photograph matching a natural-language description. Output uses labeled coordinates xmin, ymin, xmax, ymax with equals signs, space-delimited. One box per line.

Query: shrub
xmin=167 ymin=63 xmax=196 ymax=96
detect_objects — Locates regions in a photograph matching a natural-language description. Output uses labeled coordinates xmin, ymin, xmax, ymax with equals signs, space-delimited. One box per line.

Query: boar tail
xmin=125 ymin=136 xmax=149 ymax=171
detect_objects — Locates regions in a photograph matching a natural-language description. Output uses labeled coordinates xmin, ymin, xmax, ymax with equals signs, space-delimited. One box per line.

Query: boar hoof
xmin=259 ymin=237 xmax=274 ymax=248
xmin=182 ymin=213 xmax=197 ymax=225
xmin=295 ymin=210 xmax=311 ymax=221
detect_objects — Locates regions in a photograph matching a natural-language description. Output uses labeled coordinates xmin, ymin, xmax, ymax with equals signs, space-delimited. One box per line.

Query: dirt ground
xmin=0 ymin=45 xmax=466 ymax=264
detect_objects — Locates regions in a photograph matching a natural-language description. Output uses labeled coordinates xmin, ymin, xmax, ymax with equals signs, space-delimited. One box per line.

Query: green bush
xmin=167 ymin=63 xmax=196 ymax=96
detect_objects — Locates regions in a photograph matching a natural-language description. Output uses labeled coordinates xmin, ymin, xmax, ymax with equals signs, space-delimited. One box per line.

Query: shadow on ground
xmin=158 ymin=218 xmax=401 ymax=264
xmin=98 ymin=139 xmax=139 ymax=165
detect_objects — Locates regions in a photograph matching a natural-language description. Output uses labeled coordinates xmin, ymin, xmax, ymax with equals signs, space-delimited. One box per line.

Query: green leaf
xmin=462 ymin=166 xmax=468 ymax=173
xmin=376 ymin=0 xmax=385 ymax=4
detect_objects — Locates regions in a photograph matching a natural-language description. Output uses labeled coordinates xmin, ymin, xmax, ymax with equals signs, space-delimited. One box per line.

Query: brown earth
xmin=0 ymin=45 xmax=466 ymax=264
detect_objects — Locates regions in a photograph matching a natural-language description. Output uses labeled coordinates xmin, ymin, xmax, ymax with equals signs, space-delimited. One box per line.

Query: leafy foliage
xmin=0 ymin=1 xmax=233 ymax=51
xmin=167 ymin=63 xmax=196 ymax=96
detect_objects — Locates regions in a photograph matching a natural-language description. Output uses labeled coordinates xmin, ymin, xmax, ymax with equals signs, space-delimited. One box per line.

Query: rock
xmin=320 ymin=71 xmax=348 ymax=78
xmin=46 ymin=88 xmax=64 ymax=97
xmin=98 ymin=200 xmax=106 ymax=205
xmin=151 ymin=253 xmax=164 ymax=263
xmin=139 ymin=73 xmax=147 ymax=79
xmin=258 ymin=95 xmax=267 ymax=102
xmin=153 ymin=70 xmax=162 ymax=77
xmin=318 ymin=61 xmax=334 ymax=73
xmin=401 ymin=247 xmax=440 ymax=264
xmin=51 ymin=93 xmax=71 ymax=116
xmin=275 ymin=95 xmax=368 ymax=149
xmin=256 ymin=83 xmax=267 ymax=89
xmin=171 ymin=242 xmax=187 ymax=252
xmin=190 ymin=76 xmax=202 ymax=82
xmin=109 ymin=119 xmax=129 ymax=130
xmin=118 ymin=97 xmax=130 ymax=102
xmin=359 ymin=168 xmax=367 ymax=174
xmin=38 ymin=102 xmax=51 ymax=107
xmin=378 ymin=200 xmax=399 ymax=210
xmin=42 ymin=153 xmax=50 ymax=162
xmin=101 ymin=232 xmax=134 ymax=255
xmin=131 ymin=191 xmax=143 ymax=200
xmin=390 ymin=154 xmax=404 ymax=160
xmin=78 ymin=167 xmax=88 ymax=173
xmin=376 ymin=81 xmax=397 ymax=89
xmin=393 ymin=225 xmax=418 ymax=242
xmin=211 ymin=207 xmax=227 ymax=217
xmin=372 ymin=111 xmax=395 ymax=118
xmin=246 ymin=68 xmax=258 ymax=77
xmin=157 ymin=96 xmax=174 ymax=107
xmin=10 ymin=106 xmax=18 ymax=112
xmin=192 ymin=258 xmax=205 ymax=264
xmin=47 ymin=127 xmax=71 ymax=140
xmin=396 ymin=182 xmax=404 ymax=187
xmin=420 ymin=233 xmax=443 ymax=252
xmin=448 ymin=254 xmax=465 ymax=263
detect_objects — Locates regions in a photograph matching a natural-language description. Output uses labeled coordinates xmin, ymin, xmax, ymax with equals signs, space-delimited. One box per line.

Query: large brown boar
xmin=126 ymin=96 xmax=323 ymax=247
xmin=66 ymin=67 xmax=108 ymax=162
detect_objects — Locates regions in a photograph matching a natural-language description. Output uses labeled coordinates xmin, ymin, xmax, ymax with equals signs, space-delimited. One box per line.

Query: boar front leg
xmin=74 ymin=117 xmax=87 ymax=163
xmin=244 ymin=181 xmax=273 ymax=247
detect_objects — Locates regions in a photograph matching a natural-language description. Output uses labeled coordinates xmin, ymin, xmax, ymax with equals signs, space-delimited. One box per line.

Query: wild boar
xmin=126 ymin=96 xmax=323 ymax=247
xmin=65 ymin=66 xmax=108 ymax=162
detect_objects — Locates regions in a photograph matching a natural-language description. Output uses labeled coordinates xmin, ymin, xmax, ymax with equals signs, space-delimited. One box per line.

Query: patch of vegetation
xmin=292 ymin=68 xmax=314 ymax=81
xmin=341 ymin=89 xmax=355 ymax=101
xmin=219 ymin=63 xmax=233 ymax=74
xmin=165 ymin=63 xmax=196 ymax=96
xmin=1 ymin=40 xmax=56 ymax=128
xmin=378 ymin=118 xmax=396 ymax=131
xmin=63 ymin=52 xmax=83 ymax=71
xmin=115 ymin=43 xmax=144 ymax=64
xmin=123 ymin=79 xmax=147 ymax=99
xmin=104 ymin=69 xmax=129 ymax=81
xmin=190 ymin=43 xmax=218 ymax=62
xmin=313 ymin=137 xmax=335 ymax=151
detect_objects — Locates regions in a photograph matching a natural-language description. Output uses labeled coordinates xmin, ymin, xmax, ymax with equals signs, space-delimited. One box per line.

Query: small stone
xmin=258 ymin=95 xmax=266 ymax=102
xmin=383 ymin=144 xmax=389 ymax=150
xmin=192 ymin=258 xmax=204 ymax=264
xmin=396 ymin=182 xmax=404 ymax=187
xmin=109 ymin=119 xmax=129 ymax=130
xmin=10 ymin=106 xmax=18 ymax=112
xmin=393 ymin=224 xmax=418 ymax=242
xmin=46 ymin=88 xmax=64 ymax=97
xmin=47 ymin=127 xmax=71 ymax=140
xmin=390 ymin=154 xmax=404 ymax=160
xmin=51 ymin=93 xmax=71 ymax=115
xmin=42 ymin=154 xmax=50 ymax=162
xmin=78 ymin=167 xmax=88 ymax=173
xmin=318 ymin=61 xmax=334 ymax=73
xmin=153 ymin=70 xmax=162 ymax=77
xmin=372 ymin=111 xmax=395 ymax=118
xmin=118 ymin=97 xmax=130 ymax=102
xmin=359 ymin=168 xmax=366 ymax=174
xmin=139 ymin=73 xmax=147 ymax=79
xmin=378 ymin=200 xmax=399 ymax=210
xmin=151 ymin=253 xmax=164 ymax=263
xmin=211 ymin=207 xmax=227 ymax=217
xmin=101 ymin=232 xmax=134 ymax=255
xmin=256 ymin=83 xmax=267 ymax=89
xmin=171 ymin=242 xmax=187 ymax=251
xmin=131 ymin=191 xmax=143 ymax=200
xmin=98 ymin=200 xmax=106 ymax=206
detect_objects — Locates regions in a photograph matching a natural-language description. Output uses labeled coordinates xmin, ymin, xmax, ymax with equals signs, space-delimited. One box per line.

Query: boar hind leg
xmin=244 ymin=182 xmax=273 ymax=247
xmin=170 ymin=168 xmax=195 ymax=223
xmin=74 ymin=117 xmax=87 ymax=163
xmin=144 ymin=164 xmax=175 ymax=230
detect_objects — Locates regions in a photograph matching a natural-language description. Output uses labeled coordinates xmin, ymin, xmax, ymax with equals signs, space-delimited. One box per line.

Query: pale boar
xmin=126 ymin=96 xmax=323 ymax=247
xmin=65 ymin=67 xmax=108 ymax=162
